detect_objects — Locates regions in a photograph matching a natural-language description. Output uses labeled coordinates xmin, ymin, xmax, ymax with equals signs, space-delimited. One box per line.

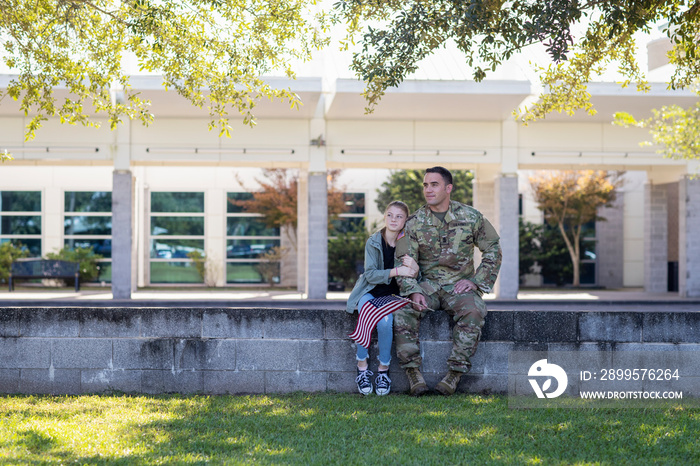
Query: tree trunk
xmin=572 ymin=236 xmax=580 ymax=287
xmin=557 ymin=221 xmax=580 ymax=286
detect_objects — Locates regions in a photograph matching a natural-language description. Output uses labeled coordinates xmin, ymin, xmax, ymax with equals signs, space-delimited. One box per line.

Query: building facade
xmin=1 ymin=74 xmax=699 ymax=298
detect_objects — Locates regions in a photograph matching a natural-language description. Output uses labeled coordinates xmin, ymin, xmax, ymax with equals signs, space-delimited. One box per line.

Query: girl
xmin=346 ymin=201 xmax=417 ymax=395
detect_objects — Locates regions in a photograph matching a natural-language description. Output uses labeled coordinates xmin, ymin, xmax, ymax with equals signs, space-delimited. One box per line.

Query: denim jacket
xmin=345 ymin=230 xmax=393 ymax=313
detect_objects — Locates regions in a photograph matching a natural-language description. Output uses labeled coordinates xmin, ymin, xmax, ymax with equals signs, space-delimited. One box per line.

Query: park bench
xmin=9 ymin=259 xmax=80 ymax=292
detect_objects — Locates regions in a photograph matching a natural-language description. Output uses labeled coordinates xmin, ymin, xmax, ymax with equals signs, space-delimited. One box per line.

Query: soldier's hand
xmin=454 ymin=279 xmax=478 ymax=294
xmin=409 ymin=292 xmax=427 ymax=311
xmin=402 ymin=255 xmax=419 ymax=274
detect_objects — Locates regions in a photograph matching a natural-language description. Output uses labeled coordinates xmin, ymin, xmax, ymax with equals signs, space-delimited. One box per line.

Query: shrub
xmin=45 ymin=247 xmax=103 ymax=283
xmin=518 ymin=219 xmax=573 ymax=287
xmin=0 ymin=242 xmax=29 ymax=283
xmin=254 ymin=246 xmax=286 ymax=287
xmin=328 ymin=222 xmax=370 ymax=288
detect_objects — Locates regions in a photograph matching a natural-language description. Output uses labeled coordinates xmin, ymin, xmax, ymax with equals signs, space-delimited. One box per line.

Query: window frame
xmin=148 ymin=191 xmax=206 ymax=284
xmin=0 ymin=190 xmax=43 ymax=257
xmin=225 ymin=192 xmax=282 ymax=284
xmin=63 ymin=190 xmax=113 ymax=282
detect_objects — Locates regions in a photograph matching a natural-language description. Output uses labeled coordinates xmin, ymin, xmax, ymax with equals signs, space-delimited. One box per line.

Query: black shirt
xmin=370 ymin=236 xmax=400 ymax=298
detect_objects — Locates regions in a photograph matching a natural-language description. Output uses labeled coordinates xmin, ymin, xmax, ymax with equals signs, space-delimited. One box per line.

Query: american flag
xmin=349 ymin=295 xmax=407 ymax=348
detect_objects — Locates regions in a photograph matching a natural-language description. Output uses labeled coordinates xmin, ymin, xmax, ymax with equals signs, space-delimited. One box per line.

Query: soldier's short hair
xmin=426 ymin=166 xmax=453 ymax=186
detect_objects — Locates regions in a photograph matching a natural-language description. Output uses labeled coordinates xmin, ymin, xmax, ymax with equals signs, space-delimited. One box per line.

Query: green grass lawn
xmin=1 ymin=393 xmax=698 ymax=465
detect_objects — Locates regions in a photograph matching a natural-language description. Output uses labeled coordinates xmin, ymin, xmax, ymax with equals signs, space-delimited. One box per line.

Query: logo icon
xmin=528 ymin=359 xmax=568 ymax=398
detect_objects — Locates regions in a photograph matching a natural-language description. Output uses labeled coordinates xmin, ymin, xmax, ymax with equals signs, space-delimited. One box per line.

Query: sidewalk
xmin=0 ymin=287 xmax=692 ymax=301
xmin=1 ymin=287 xmax=698 ymax=310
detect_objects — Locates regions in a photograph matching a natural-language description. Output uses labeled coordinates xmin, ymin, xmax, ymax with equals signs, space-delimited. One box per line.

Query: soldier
xmin=394 ymin=166 xmax=502 ymax=396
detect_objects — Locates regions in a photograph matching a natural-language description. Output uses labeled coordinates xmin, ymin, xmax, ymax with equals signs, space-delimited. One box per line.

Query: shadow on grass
xmin=2 ymin=394 xmax=700 ymax=464
xmin=113 ymin=394 xmax=700 ymax=464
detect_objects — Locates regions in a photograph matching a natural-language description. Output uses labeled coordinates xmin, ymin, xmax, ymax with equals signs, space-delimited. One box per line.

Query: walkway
xmin=1 ymin=287 xmax=698 ymax=311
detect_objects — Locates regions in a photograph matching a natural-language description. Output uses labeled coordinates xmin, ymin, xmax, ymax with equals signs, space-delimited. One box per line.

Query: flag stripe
xmin=349 ymin=295 xmax=406 ymax=348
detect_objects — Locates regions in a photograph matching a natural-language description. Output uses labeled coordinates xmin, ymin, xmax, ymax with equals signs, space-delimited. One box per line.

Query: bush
xmin=519 ymin=218 xmax=543 ymax=280
xmin=539 ymin=224 xmax=574 ymax=286
xmin=45 ymin=247 xmax=103 ymax=283
xmin=519 ymin=219 xmax=574 ymax=287
xmin=187 ymin=250 xmax=207 ymax=284
xmin=254 ymin=246 xmax=286 ymax=287
xmin=0 ymin=242 xmax=29 ymax=283
xmin=328 ymin=223 xmax=370 ymax=288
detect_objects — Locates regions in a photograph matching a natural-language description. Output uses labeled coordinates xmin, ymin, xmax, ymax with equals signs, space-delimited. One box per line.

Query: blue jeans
xmin=355 ymin=292 xmax=393 ymax=366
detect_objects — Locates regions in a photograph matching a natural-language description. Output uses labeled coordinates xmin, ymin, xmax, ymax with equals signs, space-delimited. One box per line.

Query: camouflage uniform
xmin=394 ymin=200 xmax=502 ymax=373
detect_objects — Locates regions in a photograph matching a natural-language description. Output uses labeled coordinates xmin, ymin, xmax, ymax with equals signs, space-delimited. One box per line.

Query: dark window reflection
xmin=64 ymin=192 xmax=112 ymax=212
xmin=151 ymin=217 xmax=204 ymax=236
xmin=0 ymin=191 xmax=41 ymax=212
xmin=1 ymin=238 xmax=41 ymax=257
xmin=226 ymin=239 xmax=280 ymax=259
xmin=329 ymin=217 xmax=365 ymax=236
xmin=342 ymin=193 xmax=365 ymax=214
xmin=226 ymin=217 xmax=279 ymax=237
xmin=64 ymin=216 xmax=112 ymax=236
xmin=151 ymin=192 xmax=204 ymax=213
xmin=150 ymin=239 xmax=204 ymax=259
xmin=226 ymin=192 xmax=255 ymax=213
xmin=64 ymin=239 xmax=112 ymax=258
xmin=0 ymin=216 xmax=41 ymax=235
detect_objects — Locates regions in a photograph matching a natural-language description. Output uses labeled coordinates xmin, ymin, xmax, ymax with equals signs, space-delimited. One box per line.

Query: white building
xmin=1 ymin=42 xmax=699 ymax=298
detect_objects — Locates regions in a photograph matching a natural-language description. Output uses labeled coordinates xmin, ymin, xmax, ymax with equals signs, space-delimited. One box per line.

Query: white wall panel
xmin=519 ymin=122 xmax=603 ymax=150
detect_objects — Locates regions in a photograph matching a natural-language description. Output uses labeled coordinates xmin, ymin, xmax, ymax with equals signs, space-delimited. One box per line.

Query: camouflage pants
xmin=394 ymin=289 xmax=487 ymax=373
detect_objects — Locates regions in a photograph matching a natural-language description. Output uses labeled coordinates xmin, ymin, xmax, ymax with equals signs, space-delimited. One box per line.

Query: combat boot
xmin=405 ymin=367 xmax=429 ymax=396
xmin=435 ymin=370 xmax=463 ymax=396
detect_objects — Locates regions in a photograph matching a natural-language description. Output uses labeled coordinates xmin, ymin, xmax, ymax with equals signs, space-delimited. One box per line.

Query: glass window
xmin=226 ymin=192 xmax=254 ymax=213
xmin=64 ymin=239 xmax=112 ymax=259
xmin=226 ymin=217 xmax=279 ymax=237
xmin=64 ymin=216 xmax=112 ymax=236
xmin=151 ymin=192 xmax=204 ymax=213
xmin=580 ymin=240 xmax=596 ymax=261
xmin=0 ymin=191 xmax=41 ymax=212
xmin=225 ymin=192 xmax=282 ymax=284
xmin=151 ymin=217 xmax=204 ymax=236
xmin=226 ymin=262 xmax=280 ymax=284
xmin=330 ymin=192 xmax=366 ymax=237
xmin=150 ymin=261 xmax=203 ymax=283
xmin=580 ymin=221 xmax=596 ymax=239
xmin=63 ymin=191 xmax=112 ymax=282
xmin=96 ymin=262 xmax=112 ymax=282
xmin=226 ymin=239 xmax=280 ymax=259
xmin=149 ymin=192 xmax=205 ymax=284
xmin=540 ymin=221 xmax=597 ymax=287
xmin=518 ymin=194 xmax=523 ymax=217
xmin=342 ymin=193 xmax=365 ymax=214
xmin=64 ymin=191 xmax=112 ymax=212
xmin=580 ymin=262 xmax=596 ymax=285
xmin=1 ymin=238 xmax=41 ymax=258
xmin=1 ymin=216 xmax=41 ymax=235
xmin=1 ymin=191 xmax=42 ymax=258
xmin=329 ymin=217 xmax=365 ymax=235
xmin=150 ymin=239 xmax=205 ymax=259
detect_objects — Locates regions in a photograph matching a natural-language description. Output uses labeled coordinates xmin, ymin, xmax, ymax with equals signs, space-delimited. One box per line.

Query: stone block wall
xmin=1 ymin=307 xmax=699 ymax=395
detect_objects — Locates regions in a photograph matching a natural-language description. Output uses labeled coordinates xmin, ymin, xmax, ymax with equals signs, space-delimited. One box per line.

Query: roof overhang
xmin=327 ymin=79 xmax=533 ymax=121
xmin=0 ymin=75 xmax=323 ymax=119
xmin=532 ymin=82 xmax=698 ymax=123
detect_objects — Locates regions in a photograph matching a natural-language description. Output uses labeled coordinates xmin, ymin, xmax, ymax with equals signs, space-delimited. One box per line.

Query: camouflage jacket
xmin=395 ymin=201 xmax=502 ymax=296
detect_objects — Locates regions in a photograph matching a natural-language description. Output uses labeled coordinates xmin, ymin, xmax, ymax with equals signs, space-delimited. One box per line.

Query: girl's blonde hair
xmin=380 ymin=201 xmax=410 ymax=240
xmin=385 ymin=200 xmax=409 ymax=217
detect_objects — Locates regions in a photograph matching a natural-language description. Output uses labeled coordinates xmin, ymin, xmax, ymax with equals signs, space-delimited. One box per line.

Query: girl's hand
xmin=396 ymin=265 xmax=417 ymax=278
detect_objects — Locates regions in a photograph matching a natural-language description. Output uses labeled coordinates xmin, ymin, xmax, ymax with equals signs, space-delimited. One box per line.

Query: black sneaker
xmin=355 ymin=368 xmax=373 ymax=395
xmin=375 ymin=371 xmax=391 ymax=396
